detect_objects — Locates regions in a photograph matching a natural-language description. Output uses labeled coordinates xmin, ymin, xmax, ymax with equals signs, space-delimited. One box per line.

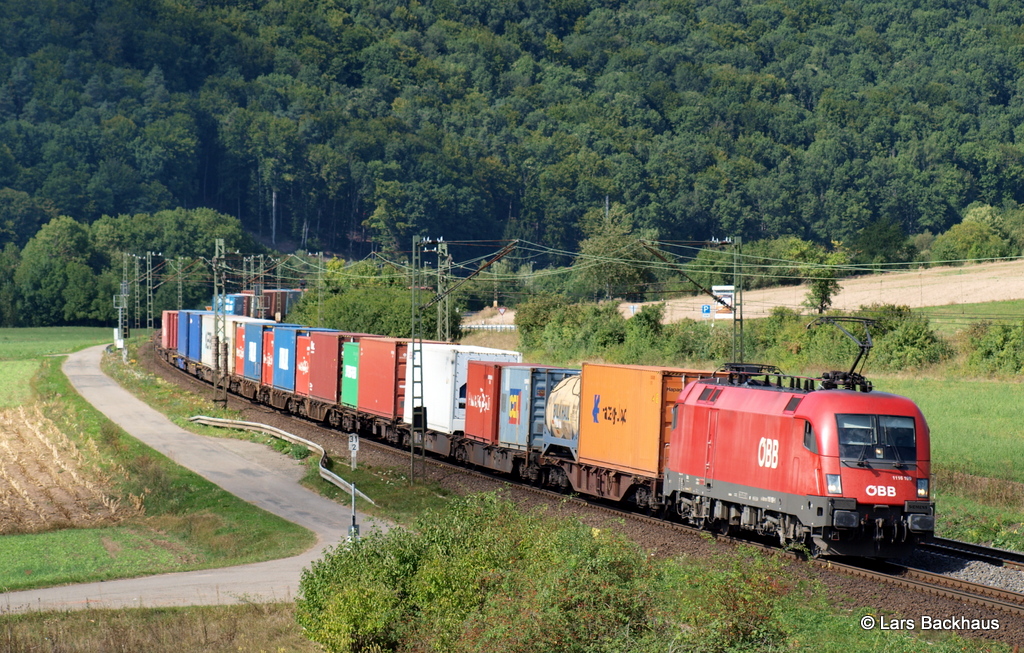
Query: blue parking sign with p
xmin=701 ymin=304 xmax=711 ymax=316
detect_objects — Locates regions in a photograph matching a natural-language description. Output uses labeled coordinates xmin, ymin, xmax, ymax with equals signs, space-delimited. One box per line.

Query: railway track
xmin=921 ymin=537 xmax=1024 ymax=571
xmin=152 ymin=345 xmax=1024 ymax=629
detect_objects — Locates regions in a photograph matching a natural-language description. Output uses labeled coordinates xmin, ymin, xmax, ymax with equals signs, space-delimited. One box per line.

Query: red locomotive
xmin=665 ymin=363 xmax=933 ymax=557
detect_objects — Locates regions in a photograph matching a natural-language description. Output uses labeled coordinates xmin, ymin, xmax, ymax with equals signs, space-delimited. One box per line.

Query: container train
xmin=157 ymin=307 xmax=934 ymax=558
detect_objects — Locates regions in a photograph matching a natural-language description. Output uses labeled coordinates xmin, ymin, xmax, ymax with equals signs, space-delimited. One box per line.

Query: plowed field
xmin=0 ymin=405 xmax=135 ymax=534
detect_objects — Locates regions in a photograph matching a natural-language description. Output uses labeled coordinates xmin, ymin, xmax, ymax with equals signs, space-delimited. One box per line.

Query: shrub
xmin=871 ymin=317 xmax=951 ymax=371
xmin=297 ymin=493 xmax=666 ymax=653
xmin=515 ymin=293 xmax=569 ymax=351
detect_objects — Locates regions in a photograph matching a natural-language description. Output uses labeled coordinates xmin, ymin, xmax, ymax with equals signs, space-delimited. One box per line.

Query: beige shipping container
xmin=578 ymin=363 xmax=716 ymax=477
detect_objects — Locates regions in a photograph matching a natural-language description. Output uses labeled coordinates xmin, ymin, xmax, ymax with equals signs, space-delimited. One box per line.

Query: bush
xmin=962 ymin=322 xmax=1024 ymax=374
xmin=515 ymin=293 xmax=569 ymax=351
xmin=871 ymin=318 xmax=951 ymax=371
xmin=296 ymin=494 xmax=657 ymax=652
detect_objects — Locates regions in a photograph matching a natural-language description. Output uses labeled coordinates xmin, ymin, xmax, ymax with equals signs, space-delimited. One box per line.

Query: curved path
xmin=1 ymin=344 xmax=386 ymax=613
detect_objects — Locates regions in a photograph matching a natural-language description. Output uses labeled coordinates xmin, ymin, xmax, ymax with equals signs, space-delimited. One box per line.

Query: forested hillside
xmin=2 ymin=0 xmax=1024 ymax=261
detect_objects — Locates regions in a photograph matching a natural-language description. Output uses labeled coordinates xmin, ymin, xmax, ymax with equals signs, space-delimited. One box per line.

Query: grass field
xmin=873 ymin=377 xmax=1024 ymax=484
xmin=0 ymin=603 xmax=322 ymax=652
xmin=0 ymin=360 xmax=39 ymax=407
xmin=914 ymin=299 xmax=1024 ymax=336
xmin=0 ymin=326 xmax=114 ymax=360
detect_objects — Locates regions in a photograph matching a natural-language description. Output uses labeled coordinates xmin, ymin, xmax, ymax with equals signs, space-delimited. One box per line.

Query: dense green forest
xmin=4 ymin=0 xmax=1024 ymax=326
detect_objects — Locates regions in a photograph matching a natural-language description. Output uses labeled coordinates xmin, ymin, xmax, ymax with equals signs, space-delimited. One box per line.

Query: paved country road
xmin=0 ymin=344 xmax=386 ymax=613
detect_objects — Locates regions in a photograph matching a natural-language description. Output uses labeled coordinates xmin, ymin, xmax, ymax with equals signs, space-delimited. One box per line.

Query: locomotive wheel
xmin=712 ymin=519 xmax=734 ymax=536
xmin=805 ymin=537 xmax=825 ymax=559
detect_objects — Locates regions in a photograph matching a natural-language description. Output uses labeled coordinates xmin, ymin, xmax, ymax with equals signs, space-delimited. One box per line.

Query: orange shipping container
xmin=578 ymin=363 xmax=717 ymax=477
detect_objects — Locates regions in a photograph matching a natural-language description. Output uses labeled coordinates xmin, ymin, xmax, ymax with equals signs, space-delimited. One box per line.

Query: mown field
xmin=0 ymin=329 xmax=314 ymax=593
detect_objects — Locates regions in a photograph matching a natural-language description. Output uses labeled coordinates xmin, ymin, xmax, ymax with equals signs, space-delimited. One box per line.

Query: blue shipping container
xmin=188 ymin=312 xmax=210 ymax=363
xmin=499 ymin=367 xmax=579 ymax=451
xmin=271 ymin=326 xmax=297 ymax=391
xmin=177 ymin=310 xmax=191 ymax=358
xmin=242 ymin=322 xmax=264 ymax=381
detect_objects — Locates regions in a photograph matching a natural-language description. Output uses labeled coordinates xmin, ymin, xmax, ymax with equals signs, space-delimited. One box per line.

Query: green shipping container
xmin=341 ymin=341 xmax=360 ymax=407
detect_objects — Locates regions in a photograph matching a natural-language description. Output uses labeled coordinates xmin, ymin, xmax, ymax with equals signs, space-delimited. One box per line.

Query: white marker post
xmin=349 ymin=433 xmax=359 ymax=470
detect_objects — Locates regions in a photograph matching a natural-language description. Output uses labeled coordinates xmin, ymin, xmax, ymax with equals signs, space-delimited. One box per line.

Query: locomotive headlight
xmin=826 ymin=474 xmax=842 ymax=495
xmin=916 ymin=478 xmax=929 ymax=499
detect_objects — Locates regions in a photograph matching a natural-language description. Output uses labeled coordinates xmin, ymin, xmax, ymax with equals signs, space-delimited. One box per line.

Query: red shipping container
xmin=357 ymin=338 xmax=409 ymax=419
xmin=261 ymin=328 xmax=275 ymax=385
xmin=307 ymin=332 xmax=363 ymax=403
xmin=464 ymin=360 xmax=505 ymax=445
xmin=234 ymin=323 xmax=246 ymax=374
xmin=295 ymin=333 xmax=313 ymax=396
xmin=161 ymin=311 xmax=178 ymax=350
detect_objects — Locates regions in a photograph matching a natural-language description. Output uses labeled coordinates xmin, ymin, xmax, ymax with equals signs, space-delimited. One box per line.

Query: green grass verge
xmin=931 ymin=489 xmax=1024 ymax=552
xmin=1 ymin=527 xmax=189 ymax=590
xmin=299 ymin=457 xmax=453 ymax=528
xmin=0 ymin=356 xmax=315 ymax=592
xmin=109 ymin=336 xmax=452 ymax=527
xmin=0 ymin=326 xmax=113 ymax=360
xmin=0 ymin=359 xmax=39 ymax=407
xmin=101 ymin=337 xmax=253 ymax=440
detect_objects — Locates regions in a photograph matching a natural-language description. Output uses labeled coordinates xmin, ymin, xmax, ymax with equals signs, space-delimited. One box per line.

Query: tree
xmin=0 ymin=188 xmax=58 ymax=249
xmin=930 ymin=221 xmax=1010 ymax=265
xmin=15 ymin=216 xmax=104 ymax=325
xmin=571 ymin=204 xmax=653 ymax=301
xmin=803 ymin=249 xmax=848 ymax=315
xmin=0 ymin=243 xmax=20 ymax=326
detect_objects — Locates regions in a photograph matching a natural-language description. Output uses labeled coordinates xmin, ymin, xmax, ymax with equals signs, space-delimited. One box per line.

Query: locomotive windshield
xmin=836 ymin=414 xmax=916 ymax=466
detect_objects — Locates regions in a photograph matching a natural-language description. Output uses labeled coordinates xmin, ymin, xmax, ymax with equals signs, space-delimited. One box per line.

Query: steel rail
xmin=921 ymin=537 xmax=1024 ymax=572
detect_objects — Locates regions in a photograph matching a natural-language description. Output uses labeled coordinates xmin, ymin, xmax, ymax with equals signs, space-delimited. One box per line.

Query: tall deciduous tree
xmin=15 ymin=215 xmax=104 ymax=325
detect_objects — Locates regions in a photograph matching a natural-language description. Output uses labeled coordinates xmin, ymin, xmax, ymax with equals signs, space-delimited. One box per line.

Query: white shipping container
xmin=201 ymin=314 xmax=272 ymax=372
xmin=403 ymin=344 xmax=521 ymax=434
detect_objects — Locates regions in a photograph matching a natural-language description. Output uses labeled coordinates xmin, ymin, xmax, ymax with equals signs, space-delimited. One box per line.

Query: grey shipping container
xmin=498 ymin=366 xmax=579 ymax=451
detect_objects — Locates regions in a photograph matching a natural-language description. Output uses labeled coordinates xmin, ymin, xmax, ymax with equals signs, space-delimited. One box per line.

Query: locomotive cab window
xmin=836 ymin=414 xmax=916 ymax=465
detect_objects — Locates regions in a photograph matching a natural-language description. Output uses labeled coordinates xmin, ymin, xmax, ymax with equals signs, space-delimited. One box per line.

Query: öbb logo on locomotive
xmin=865 ymin=485 xmax=897 ymax=497
xmin=162 ymin=309 xmax=935 ymax=559
xmin=756 ymin=437 xmax=779 ymax=469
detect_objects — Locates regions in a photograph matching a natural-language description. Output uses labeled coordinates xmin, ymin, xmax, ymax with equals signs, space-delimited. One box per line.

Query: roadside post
xmin=349 ymin=433 xmax=358 ymax=470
